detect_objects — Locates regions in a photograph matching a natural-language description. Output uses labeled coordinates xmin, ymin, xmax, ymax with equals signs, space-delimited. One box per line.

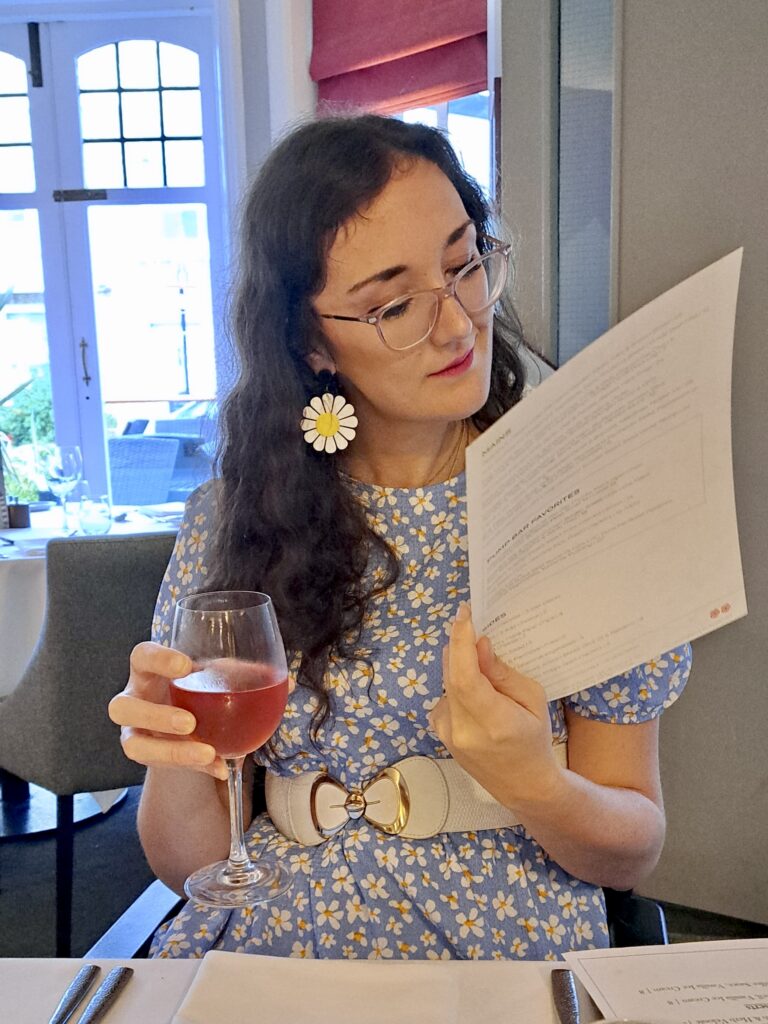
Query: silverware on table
xmin=71 ymin=966 xmax=134 ymax=1024
xmin=47 ymin=963 xmax=100 ymax=1024
xmin=551 ymin=967 xmax=581 ymax=1024
xmin=76 ymin=966 xmax=134 ymax=1024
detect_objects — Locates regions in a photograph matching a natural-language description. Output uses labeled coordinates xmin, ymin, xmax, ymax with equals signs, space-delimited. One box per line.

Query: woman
xmin=109 ymin=115 xmax=691 ymax=960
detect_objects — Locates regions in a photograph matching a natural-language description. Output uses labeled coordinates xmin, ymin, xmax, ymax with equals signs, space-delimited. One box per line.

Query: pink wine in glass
xmin=170 ymin=659 xmax=288 ymax=758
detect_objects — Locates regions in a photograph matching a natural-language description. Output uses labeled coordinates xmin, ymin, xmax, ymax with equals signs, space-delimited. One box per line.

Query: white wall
xmin=236 ymin=0 xmax=315 ymax=175
xmin=501 ymin=0 xmax=768 ymax=924
xmin=615 ymin=0 xmax=768 ymax=924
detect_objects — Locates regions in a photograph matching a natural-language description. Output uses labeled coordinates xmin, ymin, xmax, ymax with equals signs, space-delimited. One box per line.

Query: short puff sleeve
xmin=564 ymin=643 xmax=692 ymax=723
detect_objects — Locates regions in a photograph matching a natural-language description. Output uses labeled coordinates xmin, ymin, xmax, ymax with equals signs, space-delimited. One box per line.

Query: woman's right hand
xmin=108 ymin=641 xmax=227 ymax=780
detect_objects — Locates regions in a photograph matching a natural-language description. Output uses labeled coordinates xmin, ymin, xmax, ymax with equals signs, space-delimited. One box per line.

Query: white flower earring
xmin=301 ymin=370 xmax=358 ymax=454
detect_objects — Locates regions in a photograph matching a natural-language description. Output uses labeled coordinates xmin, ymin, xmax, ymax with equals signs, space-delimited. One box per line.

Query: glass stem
xmin=225 ymin=756 xmax=251 ymax=873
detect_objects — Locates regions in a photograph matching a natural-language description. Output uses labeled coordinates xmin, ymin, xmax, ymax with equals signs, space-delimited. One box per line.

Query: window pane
xmin=159 ymin=43 xmax=200 ymax=88
xmin=87 ymin=203 xmax=217 ymax=503
xmin=402 ymin=108 xmax=438 ymax=128
xmin=77 ymin=44 xmax=118 ymax=90
xmin=0 ymin=210 xmax=54 ymax=500
xmin=79 ymin=92 xmax=120 ymax=140
xmin=0 ymin=50 xmax=28 ymax=93
xmin=164 ymin=140 xmax=204 ymax=187
xmin=124 ymin=141 xmax=164 ymax=187
xmin=0 ymin=96 xmax=32 ymax=144
xmin=121 ymin=90 xmax=161 ymax=138
xmin=117 ymin=40 xmax=159 ymax=89
xmin=161 ymin=90 xmax=202 ymax=138
xmin=446 ymin=109 xmax=491 ymax=197
xmin=82 ymin=142 xmax=124 ymax=188
xmin=0 ymin=146 xmax=35 ymax=193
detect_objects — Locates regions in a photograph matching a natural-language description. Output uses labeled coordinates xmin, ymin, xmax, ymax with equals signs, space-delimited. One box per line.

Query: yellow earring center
xmin=316 ymin=411 xmax=340 ymax=437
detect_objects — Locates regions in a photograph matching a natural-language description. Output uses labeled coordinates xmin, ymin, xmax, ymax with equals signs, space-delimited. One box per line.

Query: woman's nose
xmin=429 ymin=291 xmax=474 ymax=347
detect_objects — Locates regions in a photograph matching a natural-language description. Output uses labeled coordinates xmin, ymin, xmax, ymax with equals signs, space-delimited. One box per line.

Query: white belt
xmin=265 ymin=744 xmax=568 ymax=846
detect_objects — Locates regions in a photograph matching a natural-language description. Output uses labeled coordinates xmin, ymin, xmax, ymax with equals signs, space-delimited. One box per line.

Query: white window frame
xmin=0 ymin=0 xmax=246 ymax=497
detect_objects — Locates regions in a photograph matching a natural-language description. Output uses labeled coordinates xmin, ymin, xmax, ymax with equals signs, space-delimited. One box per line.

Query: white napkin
xmin=171 ymin=952 xmax=571 ymax=1024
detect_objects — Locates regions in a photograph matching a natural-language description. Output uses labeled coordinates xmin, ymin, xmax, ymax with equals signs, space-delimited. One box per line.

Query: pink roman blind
xmin=310 ymin=0 xmax=487 ymax=115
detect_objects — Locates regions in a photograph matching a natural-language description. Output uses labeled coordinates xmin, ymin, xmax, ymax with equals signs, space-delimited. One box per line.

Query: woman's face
xmin=311 ymin=159 xmax=494 ymax=434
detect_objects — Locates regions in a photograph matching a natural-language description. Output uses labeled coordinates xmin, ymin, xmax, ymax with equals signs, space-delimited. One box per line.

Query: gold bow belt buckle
xmin=265 ymin=746 xmax=568 ymax=846
xmin=309 ymin=766 xmax=411 ymax=838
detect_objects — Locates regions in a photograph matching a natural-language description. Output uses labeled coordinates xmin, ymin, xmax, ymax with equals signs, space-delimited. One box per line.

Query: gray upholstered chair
xmin=0 ymin=531 xmax=176 ymax=955
xmin=108 ymin=436 xmax=180 ymax=505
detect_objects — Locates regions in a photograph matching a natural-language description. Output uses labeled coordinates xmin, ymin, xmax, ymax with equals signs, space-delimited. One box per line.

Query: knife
xmin=77 ymin=966 xmax=134 ymax=1024
xmin=551 ymin=968 xmax=581 ymax=1024
xmin=47 ymin=964 xmax=100 ymax=1024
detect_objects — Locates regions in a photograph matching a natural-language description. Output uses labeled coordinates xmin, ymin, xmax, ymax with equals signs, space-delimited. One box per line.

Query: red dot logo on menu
xmin=720 ymin=603 xmax=731 ymax=613
xmin=710 ymin=608 xmax=720 ymax=619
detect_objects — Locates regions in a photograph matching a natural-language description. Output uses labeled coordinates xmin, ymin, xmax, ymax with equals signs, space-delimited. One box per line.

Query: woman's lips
xmin=429 ymin=348 xmax=475 ymax=377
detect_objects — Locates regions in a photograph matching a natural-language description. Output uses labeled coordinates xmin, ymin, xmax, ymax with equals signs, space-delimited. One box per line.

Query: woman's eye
xmin=449 ymin=255 xmax=480 ymax=277
xmin=380 ymin=299 xmax=412 ymax=321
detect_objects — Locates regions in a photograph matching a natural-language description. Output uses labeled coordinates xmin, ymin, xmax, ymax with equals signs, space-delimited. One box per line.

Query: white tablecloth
xmin=0 ymin=956 xmax=598 ymax=1024
xmin=0 ymin=958 xmax=200 ymax=1024
xmin=0 ymin=552 xmax=46 ymax=698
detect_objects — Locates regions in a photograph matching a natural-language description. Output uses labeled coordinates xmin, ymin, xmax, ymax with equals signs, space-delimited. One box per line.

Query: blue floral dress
xmin=150 ymin=476 xmax=691 ymax=960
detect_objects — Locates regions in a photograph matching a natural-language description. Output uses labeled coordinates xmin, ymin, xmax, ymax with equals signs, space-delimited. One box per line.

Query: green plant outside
xmin=0 ymin=370 xmax=55 ymax=447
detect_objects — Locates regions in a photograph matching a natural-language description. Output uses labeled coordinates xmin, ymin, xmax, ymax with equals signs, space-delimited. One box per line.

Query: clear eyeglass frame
xmin=319 ymin=234 xmax=511 ymax=352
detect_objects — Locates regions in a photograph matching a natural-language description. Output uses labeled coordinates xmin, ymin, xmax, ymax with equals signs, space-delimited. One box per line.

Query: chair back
xmin=0 ymin=531 xmax=176 ymax=794
xmin=152 ymin=433 xmax=212 ymax=503
xmin=108 ymin=436 xmax=180 ymax=505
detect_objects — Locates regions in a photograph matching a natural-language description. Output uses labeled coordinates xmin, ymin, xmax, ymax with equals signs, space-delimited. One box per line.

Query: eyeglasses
xmin=319 ymin=236 xmax=511 ymax=352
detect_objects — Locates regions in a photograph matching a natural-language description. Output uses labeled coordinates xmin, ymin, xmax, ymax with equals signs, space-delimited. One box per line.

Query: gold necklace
xmin=426 ymin=419 xmax=467 ymax=485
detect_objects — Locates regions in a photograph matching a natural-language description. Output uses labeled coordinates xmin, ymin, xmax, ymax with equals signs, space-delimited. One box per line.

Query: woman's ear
xmin=306 ymin=349 xmax=336 ymax=375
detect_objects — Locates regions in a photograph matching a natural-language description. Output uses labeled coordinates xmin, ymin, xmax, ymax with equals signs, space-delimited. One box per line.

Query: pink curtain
xmin=311 ymin=0 xmax=487 ymax=114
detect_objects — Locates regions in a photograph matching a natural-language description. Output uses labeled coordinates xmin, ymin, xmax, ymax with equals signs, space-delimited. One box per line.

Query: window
xmin=399 ymin=90 xmax=494 ymax=200
xmin=0 ymin=49 xmax=35 ymax=192
xmin=78 ymin=40 xmax=204 ymax=189
xmin=0 ymin=12 xmax=232 ymax=505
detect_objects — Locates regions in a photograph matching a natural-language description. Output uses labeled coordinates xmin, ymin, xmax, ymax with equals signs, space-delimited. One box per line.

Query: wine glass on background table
xmin=170 ymin=590 xmax=292 ymax=908
xmin=41 ymin=445 xmax=83 ymax=530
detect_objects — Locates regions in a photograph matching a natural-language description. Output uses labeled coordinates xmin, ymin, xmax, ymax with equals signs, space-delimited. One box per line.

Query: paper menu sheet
xmin=466 ymin=249 xmax=746 ymax=700
xmin=563 ymin=939 xmax=768 ymax=1024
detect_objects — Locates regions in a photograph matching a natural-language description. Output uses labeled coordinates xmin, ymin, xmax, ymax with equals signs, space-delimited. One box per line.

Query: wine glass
xmin=169 ymin=590 xmax=293 ymax=908
xmin=41 ymin=445 xmax=83 ymax=529
xmin=79 ymin=484 xmax=112 ymax=535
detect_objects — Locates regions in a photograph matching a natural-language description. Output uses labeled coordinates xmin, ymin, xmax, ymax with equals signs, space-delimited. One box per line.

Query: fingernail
xmin=191 ymin=746 xmax=214 ymax=765
xmin=455 ymin=601 xmax=470 ymax=623
xmin=172 ymin=711 xmax=195 ymax=734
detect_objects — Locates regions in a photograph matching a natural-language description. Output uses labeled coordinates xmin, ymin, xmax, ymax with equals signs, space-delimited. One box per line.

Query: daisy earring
xmin=300 ymin=370 xmax=358 ymax=454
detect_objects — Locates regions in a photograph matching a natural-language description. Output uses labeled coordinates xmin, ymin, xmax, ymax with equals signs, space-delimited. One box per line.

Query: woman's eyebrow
xmin=444 ymin=218 xmax=473 ymax=248
xmin=346 ymin=219 xmax=475 ymax=295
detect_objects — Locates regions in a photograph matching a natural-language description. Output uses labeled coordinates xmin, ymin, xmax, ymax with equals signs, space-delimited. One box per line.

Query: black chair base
xmin=0 ymin=775 xmax=126 ymax=841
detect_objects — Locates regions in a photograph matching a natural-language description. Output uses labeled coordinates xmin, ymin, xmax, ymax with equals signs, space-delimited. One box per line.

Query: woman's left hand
xmin=429 ymin=602 xmax=562 ymax=809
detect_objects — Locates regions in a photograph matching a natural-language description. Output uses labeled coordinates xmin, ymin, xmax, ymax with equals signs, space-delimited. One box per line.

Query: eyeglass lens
xmin=379 ymin=250 xmax=507 ymax=350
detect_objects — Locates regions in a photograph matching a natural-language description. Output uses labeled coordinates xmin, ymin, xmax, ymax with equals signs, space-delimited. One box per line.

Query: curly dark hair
xmin=207 ymin=114 xmax=533 ymax=744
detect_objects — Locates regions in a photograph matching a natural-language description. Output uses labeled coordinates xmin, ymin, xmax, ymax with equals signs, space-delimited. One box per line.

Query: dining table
xmin=0 ymin=955 xmax=599 ymax=1024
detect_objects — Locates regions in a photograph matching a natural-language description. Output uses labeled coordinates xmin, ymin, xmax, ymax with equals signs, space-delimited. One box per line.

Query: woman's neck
xmin=339 ymin=418 xmax=472 ymax=489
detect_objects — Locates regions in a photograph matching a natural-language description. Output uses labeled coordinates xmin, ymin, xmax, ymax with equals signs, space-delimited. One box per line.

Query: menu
xmin=564 ymin=938 xmax=768 ymax=1024
xmin=466 ymin=249 xmax=746 ymax=699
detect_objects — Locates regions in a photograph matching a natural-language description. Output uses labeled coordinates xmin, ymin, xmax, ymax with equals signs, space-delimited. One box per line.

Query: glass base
xmin=184 ymin=856 xmax=293 ymax=909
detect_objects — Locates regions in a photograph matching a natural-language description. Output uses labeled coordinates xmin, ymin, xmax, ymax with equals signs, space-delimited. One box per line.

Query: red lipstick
xmin=429 ymin=348 xmax=475 ymax=377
